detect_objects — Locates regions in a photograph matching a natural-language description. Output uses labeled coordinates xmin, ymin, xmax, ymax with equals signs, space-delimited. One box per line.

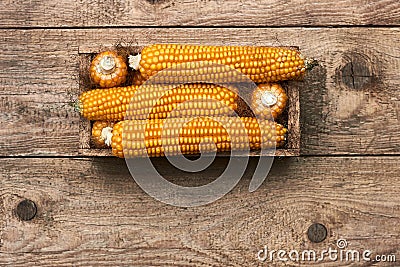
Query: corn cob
xmin=90 ymin=51 xmax=128 ymax=88
xmin=108 ymin=117 xmax=287 ymax=158
xmin=133 ymin=44 xmax=317 ymax=83
xmin=251 ymin=84 xmax=288 ymax=119
xmin=77 ymin=84 xmax=238 ymax=121
xmin=91 ymin=121 xmax=115 ymax=148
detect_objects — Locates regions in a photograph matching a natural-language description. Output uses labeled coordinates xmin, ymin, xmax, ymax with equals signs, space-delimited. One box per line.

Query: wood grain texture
xmin=0 ymin=0 xmax=399 ymax=27
xmin=0 ymin=28 xmax=399 ymax=156
xmin=0 ymin=157 xmax=399 ymax=266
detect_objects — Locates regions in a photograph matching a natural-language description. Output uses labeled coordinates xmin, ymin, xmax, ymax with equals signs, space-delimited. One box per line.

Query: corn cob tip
xmin=261 ymin=91 xmax=278 ymax=107
xmin=129 ymin=54 xmax=141 ymax=70
xmin=101 ymin=126 xmax=113 ymax=146
xmin=99 ymin=55 xmax=116 ymax=73
xmin=251 ymin=84 xmax=287 ymax=120
xmin=90 ymin=51 xmax=128 ymax=88
xmin=305 ymin=58 xmax=319 ymax=71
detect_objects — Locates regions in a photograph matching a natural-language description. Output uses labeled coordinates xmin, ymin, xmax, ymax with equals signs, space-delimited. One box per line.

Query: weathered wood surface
xmin=1 ymin=0 xmax=399 ymax=27
xmin=1 ymin=0 xmax=399 ymax=265
xmin=1 ymin=28 xmax=399 ymax=156
xmin=1 ymin=157 xmax=399 ymax=266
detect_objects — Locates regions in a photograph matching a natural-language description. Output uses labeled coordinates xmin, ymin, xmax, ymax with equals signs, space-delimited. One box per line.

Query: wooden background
xmin=1 ymin=0 xmax=399 ymax=266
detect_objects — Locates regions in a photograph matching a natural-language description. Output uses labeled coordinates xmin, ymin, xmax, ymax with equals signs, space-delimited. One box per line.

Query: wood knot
xmin=307 ymin=223 xmax=327 ymax=243
xmin=15 ymin=199 xmax=37 ymax=221
xmin=338 ymin=52 xmax=378 ymax=90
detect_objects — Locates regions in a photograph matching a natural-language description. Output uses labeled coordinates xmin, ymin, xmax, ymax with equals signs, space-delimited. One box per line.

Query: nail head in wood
xmin=16 ymin=199 xmax=37 ymax=221
xmin=307 ymin=223 xmax=327 ymax=243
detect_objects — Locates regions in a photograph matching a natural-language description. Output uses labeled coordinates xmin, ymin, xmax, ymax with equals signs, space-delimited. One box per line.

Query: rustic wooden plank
xmin=0 ymin=28 xmax=399 ymax=156
xmin=0 ymin=157 xmax=399 ymax=266
xmin=1 ymin=0 xmax=399 ymax=27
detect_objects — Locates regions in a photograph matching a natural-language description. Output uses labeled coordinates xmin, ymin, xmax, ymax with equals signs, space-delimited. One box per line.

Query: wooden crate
xmin=77 ymin=46 xmax=300 ymax=157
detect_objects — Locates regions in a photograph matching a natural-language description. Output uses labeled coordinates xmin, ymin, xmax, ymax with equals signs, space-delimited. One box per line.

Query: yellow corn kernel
xmin=90 ymin=51 xmax=128 ymax=88
xmin=251 ymin=83 xmax=288 ymax=119
xmin=131 ymin=71 xmax=147 ymax=86
xmin=138 ymin=44 xmax=316 ymax=83
xmin=109 ymin=117 xmax=287 ymax=158
xmin=91 ymin=121 xmax=115 ymax=148
xmin=77 ymin=84 xmax=238 ymax=121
